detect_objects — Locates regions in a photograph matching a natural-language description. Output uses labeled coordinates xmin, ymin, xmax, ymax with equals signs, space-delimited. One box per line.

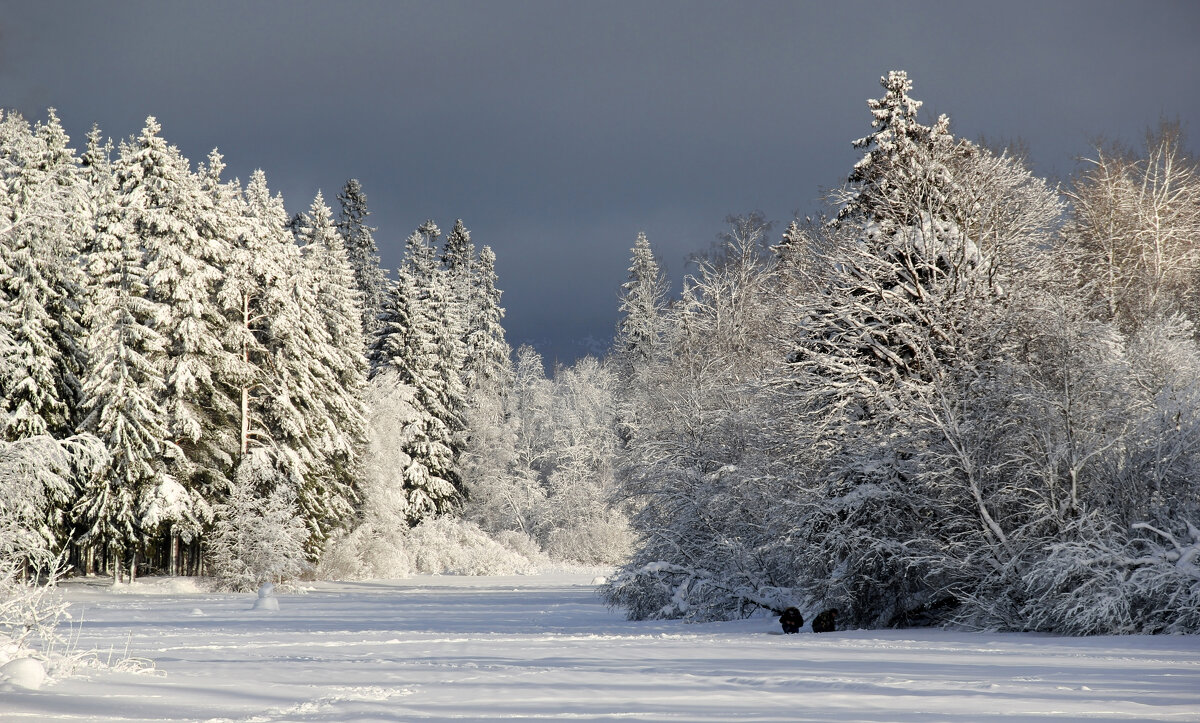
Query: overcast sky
xmin=2 ymin=1 xmax=1198 ymax=365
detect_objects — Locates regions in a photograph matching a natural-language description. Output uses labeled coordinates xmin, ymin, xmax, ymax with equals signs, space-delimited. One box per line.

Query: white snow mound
xmin=1 ymin=657 xmax=47 ymax=690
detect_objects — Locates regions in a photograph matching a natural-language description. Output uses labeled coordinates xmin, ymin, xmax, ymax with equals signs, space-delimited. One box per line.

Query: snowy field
xmin=4 ymin=573 xmax=1200 ymax=722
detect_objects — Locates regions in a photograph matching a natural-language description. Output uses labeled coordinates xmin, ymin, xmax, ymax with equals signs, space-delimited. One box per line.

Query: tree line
xmin=5 ymin=68 xmax=1198 ymax=636
xmin=0 ymin=111 xmax=514 ymax=587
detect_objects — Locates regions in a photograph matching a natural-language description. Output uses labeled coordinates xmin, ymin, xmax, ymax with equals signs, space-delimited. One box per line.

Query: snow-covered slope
xmin=4 ymin=573 xmax=1199 ymax=721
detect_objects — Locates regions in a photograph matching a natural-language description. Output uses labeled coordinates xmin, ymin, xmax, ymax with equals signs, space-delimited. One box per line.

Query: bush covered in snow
xmin=319 ymin=516 xmax=545 ymax=579
xmin=207 ymin=449 xmax=311 ymax=592
xmin=1015 ymin=519 xmax=1200 ymax=635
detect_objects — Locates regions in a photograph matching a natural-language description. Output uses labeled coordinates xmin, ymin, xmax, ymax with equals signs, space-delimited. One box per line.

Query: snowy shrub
xmin=545 ymin=516 xmax=634 ymax=566
xmin=208 ymin=449 xmax=311 ymax=592
xmin=493 ymin=529 xmax=544 ymax=561
xmin=1018 ymin=518 xmax=1200 ymax=635
xmin=318 ymin=516 xmax=545 ymax=579
xmin=601 ymin=559 xmax=798 ymax=623
xmin=0 ymin=434 xmax=107 ymax=567
xmin=0 ymin=557 xmax=70 ymax=656
xmin=406 ymin=517 xmax=545 ymax=575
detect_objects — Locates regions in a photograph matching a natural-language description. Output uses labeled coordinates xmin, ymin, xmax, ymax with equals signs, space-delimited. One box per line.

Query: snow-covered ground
xmin=4 ymin=572 xmax=1200 ymax=721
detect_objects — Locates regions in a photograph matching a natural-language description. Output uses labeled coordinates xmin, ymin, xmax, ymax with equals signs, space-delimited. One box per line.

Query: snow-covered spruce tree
xmin=615 ymin=232 xmax=669 ymax=375
xmin=0 ymin=109 xmax=98 ymax=567
xmin=772 ymin=72 xmax=1067 ymax=628
xmin=116 ymin=118 xmax=238 ymax=523
xmin=289 ymin=193 xmax=367 ymax=554
xmin=0 ymin=109 xmax=88 ymax=443
xmin=74 ymin=146 xmax=172 ymax=581
xmin=442 ymin=219 xmax=474 ymax=283
xmin=336 ymin=179 xmax=387 ymax=343
xmin=465 ymin=244 xmax=513 ymax=386
xmin=368 ymin=222 xmax=464 ymax=523
xmin=457 ymin=243 xmax=520 ymax=537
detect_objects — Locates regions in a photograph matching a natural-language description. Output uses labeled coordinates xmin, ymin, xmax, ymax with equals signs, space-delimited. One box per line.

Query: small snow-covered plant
xmin=601 ymin=559 xmax=800 ymax=623
xmin=208 ymin=448 xmax=311 ymax=592
xmin=405 ymin=516 xmax=543 ymax=575
xmin=0 ymin=555 xmax=70 ymax=655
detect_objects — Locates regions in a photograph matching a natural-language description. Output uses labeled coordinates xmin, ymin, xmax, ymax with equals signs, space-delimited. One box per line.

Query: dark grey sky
xmin=2 ymin=1 xmax=1198 ymax=365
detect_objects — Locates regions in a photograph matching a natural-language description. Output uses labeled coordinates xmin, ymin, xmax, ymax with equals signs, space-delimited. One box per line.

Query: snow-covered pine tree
xmin=223 ymin=170 xmax=297 ymax=458
xmin=441 ymin=219 xmax=475 ymax=383
xmin=462 ymin=244 xmax=512 ymax=392
xmin=30 ymin=110 xmax=89 ymax=434
xmin=336 ymin=179 xmax=387 ymax=343
xmin=0 ymin=110 xmax=66 ymax=441
xmin=115 ymin=117 xmax=238 ymax=545
xmin=75 ymin=169 xmax=170 ymax=581
xmin=291 ymin=193 xmax=367 ymax=553
xmin=0 ymin=109 xmax=88 ymax=441
xmin=456 ymin=243 xmax=517 ymax=540
xmin=616 ymin=232 xmax=669 ymax=369
xmin=777 ymin=72 xmax=1065 ymax=628
xmin=0 ymin=109 xmax=95 ymax=561
xmin=368 ymin=222 xmax=464 ymax=523
xmin=442 ymin=219 xmax=474 ymax=281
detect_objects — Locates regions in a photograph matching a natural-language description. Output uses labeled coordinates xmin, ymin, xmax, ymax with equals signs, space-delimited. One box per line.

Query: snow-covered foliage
xmin=0 ymin=109 xmax=88 ymax=442
xmin=605 ymin=70 xmax=1200 ymax=635
xmin=2 ymin=110 xmax=381 ymax=580
xmin=208 ymin=447 xmax=310 ymax=591
xmin=462 ymin=244 xmax=512 ymax=392
xmin=1 ymin=435 xmax=106 ymax=567
xmin=319 ymin=515 xmax=543 ymax=580
xmin=336 ymin=179 xmax=387 ymax=344
xmin=291 ymin=193 xmax=368 ymax=552
xmin=369 ymin=222 xmax=465 ymax=522
xmin=615 ymin=231 xmax=668 ymax=367
xmin=462 ymin=347 xmax=632 ymax=565
xmin=1067 ymin=121 xmax=1200 ymax=330
xmin=6 ymin=76 xmax=1199 ymax=641
xmin=1017 ymin=518 xmax=1200 ymax=635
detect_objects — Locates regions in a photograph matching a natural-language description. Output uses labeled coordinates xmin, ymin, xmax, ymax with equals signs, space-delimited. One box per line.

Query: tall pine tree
xmin=115 ymin=117 xmax=237 ymax=526
xmin=369 ymin=221 xmax=464 ymax=522
xmin=292 ymin=193 xmax=367 ymax=553
xmin=336 ymin=179 xmax=387 ymax=344
xmin=616 ymin=232 xmax=668 ymax=367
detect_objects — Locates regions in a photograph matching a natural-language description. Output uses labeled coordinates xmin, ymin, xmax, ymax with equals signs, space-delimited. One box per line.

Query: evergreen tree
xmin=442 ymin=218 xmax=474 ymax=280
xmin=336 ymin=179 xmax=387 ymax=343
xmin=0 ymin=109 xmax=87 ymax=441
xmin=462 ymin=245 xmax=512 ymax=391
xmin=114 ymin=117 xmax=237 ymax=524
xmin=616 ymin=232 xmax=668 ymax=366
xmin=75 ymin=186 xmax=169 ymax=578
xmin=221 ymin=170 xmax=295 ymax=459
xmin=368 ymin=222 xmax=464 ymax=522
xmin=292 ymin=193 xmax=367 ymax=552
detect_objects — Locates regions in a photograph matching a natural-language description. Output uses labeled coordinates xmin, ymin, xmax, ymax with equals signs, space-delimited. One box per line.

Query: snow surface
xmin=4 ymin=572 xmax=1199 ymax=721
